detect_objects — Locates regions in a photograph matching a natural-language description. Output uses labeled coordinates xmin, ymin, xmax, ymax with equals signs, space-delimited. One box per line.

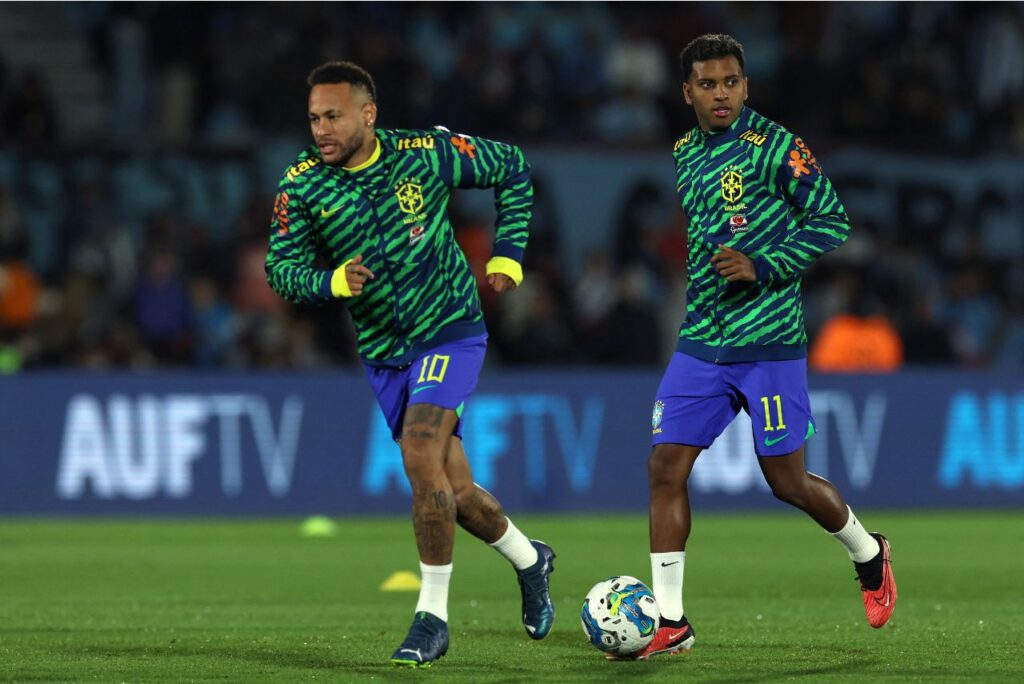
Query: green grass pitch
xmin=1 ymin=510 xmax=1021 ymax=682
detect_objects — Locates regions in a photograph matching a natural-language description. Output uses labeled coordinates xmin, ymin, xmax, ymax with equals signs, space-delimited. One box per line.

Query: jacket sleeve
xmin=264 ymin=172 xmax=336 ymax=304
xmin=435 ymin=128 xmax=532 ymax=282
xmin=751 ymin=134 xmax=851 ymax=286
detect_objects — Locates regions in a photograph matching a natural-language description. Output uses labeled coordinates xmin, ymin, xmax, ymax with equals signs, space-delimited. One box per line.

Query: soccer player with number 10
xmin=265 ymin=61 xmax=555 ymax=669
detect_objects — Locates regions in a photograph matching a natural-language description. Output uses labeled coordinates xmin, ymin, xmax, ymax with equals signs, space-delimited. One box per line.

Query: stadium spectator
xmin=132 ymin=248 xmax=193 ymax=364
xmin=2 ymin=69 xmax=59 ymax=149
xmin=901 ymin=295 xmax=956 ymax=366
xmin=809 ymin=312 xmax=904 ymax=373
xmin=189 ymin=275 xmax=238 ymax=367
xmin=0 ymin=260 xmax=40 ymax=332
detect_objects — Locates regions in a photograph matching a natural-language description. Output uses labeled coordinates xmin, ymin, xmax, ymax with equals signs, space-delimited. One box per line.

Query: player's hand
xmin=711 ymin=244 xmax=756 ymax=282
xmin=345 ymin=254 xmax=375 ymax=296
xmin=488 ymin=273 xmax=516 ymax=293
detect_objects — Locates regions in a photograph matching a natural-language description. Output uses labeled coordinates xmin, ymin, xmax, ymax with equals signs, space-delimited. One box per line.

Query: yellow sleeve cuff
xmin=485 ymin=256 xmax=523 ymax=286
xmin=330 ymin=259 xmax=354 ymax=297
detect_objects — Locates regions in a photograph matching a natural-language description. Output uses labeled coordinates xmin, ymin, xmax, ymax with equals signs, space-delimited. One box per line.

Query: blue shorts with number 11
xmin=363 ymin=334 xmax=487 ymax=442
xmin=651 ymin=352 xmax=815 ymax=457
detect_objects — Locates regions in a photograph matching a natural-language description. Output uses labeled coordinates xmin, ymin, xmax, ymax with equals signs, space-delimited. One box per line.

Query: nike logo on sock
xmin=660 ymin=561 xmax=679 ymax=567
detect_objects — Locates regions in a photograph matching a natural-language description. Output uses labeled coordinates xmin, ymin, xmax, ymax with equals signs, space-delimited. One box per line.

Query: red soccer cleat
xmin=858 ymin=533 xmax=897 ymax=628
xmin=605 ymin=616 xmax=695 ymax=661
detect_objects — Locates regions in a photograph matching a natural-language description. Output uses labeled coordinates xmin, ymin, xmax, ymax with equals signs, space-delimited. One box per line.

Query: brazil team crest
xmin=652 ymin=400 xmax=664 ymax=432
xmin=396 ymin=181 xmax=424 ymax=214
xmin=720 ymin=167 xmax=743 ymax=203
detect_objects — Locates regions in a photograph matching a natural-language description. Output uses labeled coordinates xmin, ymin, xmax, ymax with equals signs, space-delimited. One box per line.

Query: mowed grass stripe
xmin=0 ymin=510 xmax=1020 ymax=681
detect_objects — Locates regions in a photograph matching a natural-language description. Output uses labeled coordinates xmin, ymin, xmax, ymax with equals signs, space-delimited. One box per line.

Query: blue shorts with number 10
xmin=363 ymin=333 xmax=487 ymax=442
xmin=652 ymin=352 xmax=816 ymax=457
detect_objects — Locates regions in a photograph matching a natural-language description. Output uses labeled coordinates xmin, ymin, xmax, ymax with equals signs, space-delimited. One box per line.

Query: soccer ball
xmin=580 ymin=576 xmax=660 ymax=656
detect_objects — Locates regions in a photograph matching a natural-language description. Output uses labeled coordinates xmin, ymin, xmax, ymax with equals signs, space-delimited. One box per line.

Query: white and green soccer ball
xmin=580 ymin=575 xmax=660 ymax=656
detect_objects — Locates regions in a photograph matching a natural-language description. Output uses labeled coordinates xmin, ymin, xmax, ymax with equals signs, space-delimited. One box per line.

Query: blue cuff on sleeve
xmin=491 ymin=241 xmax=525 ymax=264
xmin=318 ymin=271 xmax=335 ymax=299
xmin=753 ymin=256 xmax=774 ymax=284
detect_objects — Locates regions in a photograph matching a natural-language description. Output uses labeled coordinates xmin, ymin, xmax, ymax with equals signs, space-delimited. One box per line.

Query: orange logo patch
xmin=273 ymin=192 xmax=290 ymax=235
xmin=787 ymin=151 xmax=811 ymax=178
xmin=788 ymin=137 xmax=823 ymax=178
xmin=451 ymin=135 xmax=476 ymax=159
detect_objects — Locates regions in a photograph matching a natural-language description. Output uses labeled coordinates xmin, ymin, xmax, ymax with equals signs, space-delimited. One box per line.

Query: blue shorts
xmin=651 ymin=352 xmax=815 ymax=456
xmin=363 ymin=334 xmax=487 ymax=442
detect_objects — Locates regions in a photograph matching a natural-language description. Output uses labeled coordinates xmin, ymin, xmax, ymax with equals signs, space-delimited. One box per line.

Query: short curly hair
xmin=306 ymin=61 xmax=377 ymax=102
xmin=679 ymin=34 xmax=745 ymax=81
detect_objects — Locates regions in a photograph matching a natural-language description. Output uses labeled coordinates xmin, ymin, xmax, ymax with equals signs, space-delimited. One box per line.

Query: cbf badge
xmin=721 ymin=167 xmax=743 ymax=203
xmin=396 ymin=181 xmax=424 ymax=214
xmin=652 ymin=400 xmax=664 ymax=434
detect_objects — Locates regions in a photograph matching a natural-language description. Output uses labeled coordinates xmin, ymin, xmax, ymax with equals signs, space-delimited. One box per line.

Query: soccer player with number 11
xmin=628 ymin=34 xmax=898 ymax=661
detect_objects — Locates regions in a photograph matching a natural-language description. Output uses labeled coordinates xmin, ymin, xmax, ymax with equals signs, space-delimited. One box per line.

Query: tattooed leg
xmin=401 ymin=403 xmax=459 ymax=564
xmin=445 ymin=437 xmax=508 ymax=543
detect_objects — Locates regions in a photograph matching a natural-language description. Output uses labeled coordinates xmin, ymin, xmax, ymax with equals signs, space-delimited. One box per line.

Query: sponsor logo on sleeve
xmin=450 ymin=135 xmax=477 ymax=159
xmin=396 ymin=136 xmax=436 ymax=151
xmin=273 ymin=192 xmax=290 ymax=236
xmin=285 ymin=157 xmax=321 ymax=181
xmin=787 ymin=137 xmax=823 ymax=178
xmin=739 ymin=129 xmax=767 ymax=146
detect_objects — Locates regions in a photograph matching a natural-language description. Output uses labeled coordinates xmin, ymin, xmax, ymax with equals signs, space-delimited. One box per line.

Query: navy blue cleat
xmin=390 ymin=611 xmax=449 ymax=668
xmin=517 ymin=540 xmax=556 ymax=639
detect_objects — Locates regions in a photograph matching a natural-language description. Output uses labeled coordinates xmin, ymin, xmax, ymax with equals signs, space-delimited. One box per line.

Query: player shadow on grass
xmin=57 ymin=641 xmax=353 ymax=672
xmin=38 ymin=637 xmax=883 ymax=681
xmin=697 ymin=644 xmax=881 ymax=684
xmin=700 ymin=659 xmax=882 ymax=684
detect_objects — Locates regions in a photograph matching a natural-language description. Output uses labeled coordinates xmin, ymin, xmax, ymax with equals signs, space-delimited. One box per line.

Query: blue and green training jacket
xmin=266 ymin=126 xmax=532 ymax=368
xmin=673 ymin=106 xmax=850 ymax=363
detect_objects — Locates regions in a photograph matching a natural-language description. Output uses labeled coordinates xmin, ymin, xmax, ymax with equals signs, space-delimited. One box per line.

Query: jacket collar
xmin=343 ymin=136 xmax=383 ymax=172
xmin=700 ymin=106 xmax=753 ymax=147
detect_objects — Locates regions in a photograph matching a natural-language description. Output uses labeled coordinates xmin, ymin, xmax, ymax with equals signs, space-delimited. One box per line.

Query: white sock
xmin=650 ymin=551 xmax=685 ymax=621
xmin=414 ymin=562 xmax=452 ymax=622
xmin=489 ymin=517 xmax=539 ymax=570
xmin=831 ymin=506 xmax=880 ymax=563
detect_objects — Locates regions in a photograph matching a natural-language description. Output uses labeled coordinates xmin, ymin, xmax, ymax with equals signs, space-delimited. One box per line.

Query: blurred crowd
xmin=1 ymin=2 xmax=1024 ymax=372
xmin=4 ymin=2 xmax=1020 ymax=151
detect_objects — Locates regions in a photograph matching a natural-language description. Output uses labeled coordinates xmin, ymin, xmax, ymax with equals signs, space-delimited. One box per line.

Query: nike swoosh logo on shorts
xmin=764 ymin=433 xmax=789 ymax=447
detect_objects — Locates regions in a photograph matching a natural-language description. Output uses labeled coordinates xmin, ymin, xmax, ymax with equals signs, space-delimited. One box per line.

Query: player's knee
xmin=401 ymin=439 xmax=444 ymax=482
xmin=769 ymin=481 xmax=808 ymax=507
xmin=450 ymin=480 xmax=475 ymax=509
xmin=648 ymin=445 xmax=682 ymax=488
